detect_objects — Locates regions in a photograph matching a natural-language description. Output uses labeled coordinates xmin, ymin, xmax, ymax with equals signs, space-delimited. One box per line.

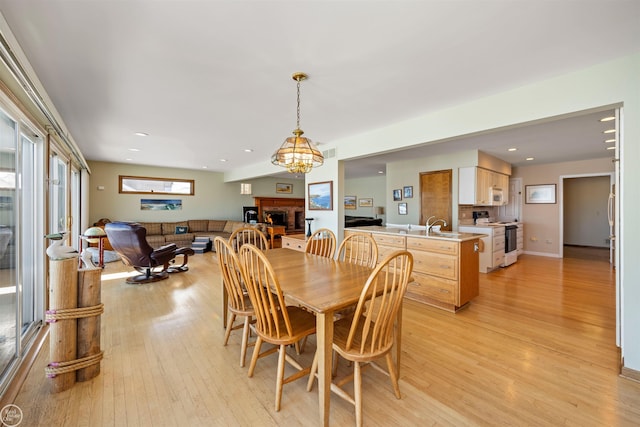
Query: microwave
xmin=489 ymin=187 xmax=504 ymax=205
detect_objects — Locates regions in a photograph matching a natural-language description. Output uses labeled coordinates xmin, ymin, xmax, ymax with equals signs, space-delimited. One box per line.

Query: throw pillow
xmin=175 ymin=226 xmax=188 ymax=234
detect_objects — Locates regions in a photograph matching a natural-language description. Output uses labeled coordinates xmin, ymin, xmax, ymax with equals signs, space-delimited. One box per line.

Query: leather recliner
xmin=105 ymin=221 xmax=194 ymax=284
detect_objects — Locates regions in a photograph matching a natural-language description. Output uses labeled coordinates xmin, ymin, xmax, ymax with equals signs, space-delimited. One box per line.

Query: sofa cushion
xmin=162 ymin=221 xmax=188 ymax=235
xmin=188 ymin=220 xmax=209 ymax=232
xmin=145 ymin=234 xmax=166 ymax=248
xmin=208 ymin=220 xmax=227 ymax=232
xmin=224 ymin=221 xmax=245 ymax=234
xmin=139 ymin=222 xmax=162 ymax=236
xmin=165 ymin=233 xmax=194 ymax=245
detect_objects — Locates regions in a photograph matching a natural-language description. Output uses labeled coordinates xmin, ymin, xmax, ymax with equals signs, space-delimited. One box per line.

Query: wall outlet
xmin=546 ymin=239 xmax=552 ymax=244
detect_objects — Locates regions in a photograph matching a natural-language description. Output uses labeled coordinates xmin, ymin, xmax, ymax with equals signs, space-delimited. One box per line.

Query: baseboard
xmin=0 ymin=325 xmax=49 ymax=407
xmin=621 ymin=366 xmax=640 ymax=383
xmin=522 ymin=251 xmax=562 ymax=258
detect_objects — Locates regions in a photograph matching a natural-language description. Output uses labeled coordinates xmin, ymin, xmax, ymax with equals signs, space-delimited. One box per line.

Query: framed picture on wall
xmin=359 ymin=198 xmax=373 ymax=207
xmin=398 ymin=202 xmax=407 ymax=215
xmin=393 ymin=189 xmax=402 ymax=201
xmin=276 ymin=183 xmax=293 ymax=194
xmin=403 ymin=186 xmax=413 ymax=198
xmin=344 ymin=195 xmax=357 ymax=210
xmin=308 ymin=181 xmax=333 ymax=210
xmin=525 ymin=184 xmax=556 ymax=204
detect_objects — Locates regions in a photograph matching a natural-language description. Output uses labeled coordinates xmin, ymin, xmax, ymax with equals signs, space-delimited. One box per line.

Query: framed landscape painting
xmin=359 ymin=198 xmax=373 ymax=207
xmin=344 ymin=195 xmax=357 ymax=210
xmin=525 ymin=184 xmax=556 ymax=204
xmin=308 ymin=181 xmax=333 ymax=210
xmin=276 ymin=183 xmax=293 ymax=194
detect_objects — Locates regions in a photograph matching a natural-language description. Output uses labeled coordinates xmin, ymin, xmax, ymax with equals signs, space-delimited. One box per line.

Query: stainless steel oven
xmin=502 ymin=224 xmax=518 ymax=266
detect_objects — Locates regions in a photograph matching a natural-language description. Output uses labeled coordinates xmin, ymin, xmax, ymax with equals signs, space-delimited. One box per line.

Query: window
xmin=119 ymin=175 xmax=194 ymax=195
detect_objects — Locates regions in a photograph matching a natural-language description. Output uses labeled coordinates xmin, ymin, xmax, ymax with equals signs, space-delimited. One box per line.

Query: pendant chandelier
xmin=271 ymin=72 xmax=324 ymax=174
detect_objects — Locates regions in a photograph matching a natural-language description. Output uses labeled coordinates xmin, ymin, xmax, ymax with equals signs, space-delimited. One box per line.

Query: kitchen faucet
xmin=425 ymin=215 xmax=447 ymax=232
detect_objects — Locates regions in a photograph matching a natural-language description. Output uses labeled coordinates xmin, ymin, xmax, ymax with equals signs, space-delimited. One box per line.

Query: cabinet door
xmin=475 ymin=168 xmax=491 ymax=205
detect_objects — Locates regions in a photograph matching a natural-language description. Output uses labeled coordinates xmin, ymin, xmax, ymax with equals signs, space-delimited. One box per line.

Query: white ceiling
xmin=0 ymin=1 xmax=638 ymax=179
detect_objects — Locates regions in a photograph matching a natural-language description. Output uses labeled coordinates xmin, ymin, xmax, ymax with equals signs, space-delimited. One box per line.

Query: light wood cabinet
xmin=458 ymin=225 xmax=505 ymax=273
xmin=405 ymin=236 xmax=479 ymax=311
xmin=459 ymin=166 xmax=509 ymax=206
xmin=357 ymin=229 xmax=480 ymax=312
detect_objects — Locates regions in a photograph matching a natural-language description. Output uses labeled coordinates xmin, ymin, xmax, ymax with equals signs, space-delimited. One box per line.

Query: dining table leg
xmin=317 ymin=310 xmax=333 ymax=426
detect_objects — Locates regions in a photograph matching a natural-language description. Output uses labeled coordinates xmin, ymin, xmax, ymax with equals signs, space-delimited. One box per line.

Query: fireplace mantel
xmin=254 ymin=197 xmax=305 ymax=232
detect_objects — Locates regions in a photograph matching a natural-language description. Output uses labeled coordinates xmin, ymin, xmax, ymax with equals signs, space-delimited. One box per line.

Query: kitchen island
xmin=345 ymin=226 xmax=485 ymax=312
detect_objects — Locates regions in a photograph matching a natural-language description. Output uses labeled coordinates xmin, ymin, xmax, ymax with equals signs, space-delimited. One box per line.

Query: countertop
xmin=348 ymin=225 xmax=486 ymax=242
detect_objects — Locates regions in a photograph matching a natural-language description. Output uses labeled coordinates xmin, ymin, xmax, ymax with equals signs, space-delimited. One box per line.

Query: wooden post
xmin=76 ymin=268 xmax=102 ymax=381
xmin=48 ymin=257 xmax=78 ymax=393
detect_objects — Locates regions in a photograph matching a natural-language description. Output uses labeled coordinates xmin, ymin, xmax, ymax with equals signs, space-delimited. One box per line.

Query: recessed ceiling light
xmin=219 ymin=159 xmax=227 ymax=162
xmin=606 ymin=146 xmax=616 ymax=150
xmin=244 ymin=149 xmax=253 ymax=153
xmin=508 ymin=148 xmax=517 ymax=152
xmin=125 ymin=158 xmax=133 ymax=161
xmin=378 ymin=170 xmax=384 ymax=174
xmin=600 ymin=116 xmax=615 ymax=122
xmin=134 ymin=132 xmax=148 ymax=137
xmin=128 ymin=148 xmax=140 ymax=152
xmin=202 ymin=166 xmax=208 ymax=169
xmin=604 ymin=139 xmax=616 ymax=143
xmin=603 ymin=129 xmax=616 ymax=134
xmin=526 ymin=157 xmax=534 ymax=161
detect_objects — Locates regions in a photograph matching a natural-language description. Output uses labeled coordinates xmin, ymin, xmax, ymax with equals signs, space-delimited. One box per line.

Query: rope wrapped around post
xmin=45 ymin=304 xmax=104 ymax=323
xmin=45 ymin=351 xmax=104 ymax=377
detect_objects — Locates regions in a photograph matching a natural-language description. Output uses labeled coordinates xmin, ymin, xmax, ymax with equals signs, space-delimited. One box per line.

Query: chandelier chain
xmin=296 ymin=78 xmax=301 ymax=130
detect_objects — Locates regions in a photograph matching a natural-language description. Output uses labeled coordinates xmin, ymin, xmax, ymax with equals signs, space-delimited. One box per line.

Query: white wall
xmin=344 ymin=175 xmax=386 ymax=219
xmin=88 ymin=161 xmax=303 ymax=224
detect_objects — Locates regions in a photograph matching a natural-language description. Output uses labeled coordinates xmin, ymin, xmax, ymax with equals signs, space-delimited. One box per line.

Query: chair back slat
xmin=240 ymin=244 xmax=293 ymax=340
xmin=305 ymin=228 xmax=336 ymax=258
xmin=337 ymin=233 xmax=378 ymax=268
xmin=215 ymin=237 xmax=251 ymax=312
xmin=229 ymin=227 xmax=269 ymax=252
xmin=346 ymin=250 xmax=413 ymax=355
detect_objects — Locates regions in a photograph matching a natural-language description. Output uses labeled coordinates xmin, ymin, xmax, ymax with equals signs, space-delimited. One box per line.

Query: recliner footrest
xmin=167 ymin=247 xmax=195 ymax=273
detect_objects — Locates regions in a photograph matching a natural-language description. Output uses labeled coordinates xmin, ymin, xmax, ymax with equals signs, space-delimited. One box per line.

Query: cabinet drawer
xmin=281 ymin=237 xmax=305 ymax=252
xmin=409 ymin=250 xmax=457 ymax=279
xmin=377 ymin=245 xmax=403 ymax=263
xmin=373 ymin=234 xmax=406 ymax=248
xmin=408 ymin=272 xmax=456 ymax=304
xmin=493 ymin=236 xmax=505 ymax=252
xmin=406 ymin=237 xmax=458 ymax=255
xmin=493 ymin=227 xmax=505 ymax=237
xmin=492 ymin=250 xmax=505 ymax=267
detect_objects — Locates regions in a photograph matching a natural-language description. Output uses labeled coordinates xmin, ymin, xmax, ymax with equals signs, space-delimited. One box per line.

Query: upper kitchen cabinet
xmin=459 ymin=166 xmax=509 ymax=206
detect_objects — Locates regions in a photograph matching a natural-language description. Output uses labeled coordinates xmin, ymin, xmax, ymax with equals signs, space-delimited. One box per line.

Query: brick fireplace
xmin=253 ymin=197 xmax=305 ymax=233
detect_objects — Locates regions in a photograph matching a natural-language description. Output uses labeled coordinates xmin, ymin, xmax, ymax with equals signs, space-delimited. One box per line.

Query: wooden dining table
xmin=263 ymin=248 xmax=403 ymax=426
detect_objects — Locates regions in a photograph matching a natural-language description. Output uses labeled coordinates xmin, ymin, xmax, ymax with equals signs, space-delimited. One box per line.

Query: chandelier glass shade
xmin=271 ymin=72 xmax=324 ymax=174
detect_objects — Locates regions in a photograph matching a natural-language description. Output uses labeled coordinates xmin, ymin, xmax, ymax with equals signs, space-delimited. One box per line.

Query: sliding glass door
xmin=0 ymin=106 xmax=44 ymax=395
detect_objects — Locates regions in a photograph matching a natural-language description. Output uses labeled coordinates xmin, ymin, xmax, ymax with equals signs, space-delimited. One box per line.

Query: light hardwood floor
xmin=10 ymin=251 xmax=640 ymax=426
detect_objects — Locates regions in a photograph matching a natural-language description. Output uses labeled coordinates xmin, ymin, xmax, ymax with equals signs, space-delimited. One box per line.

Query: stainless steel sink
xmin=429 ymin=232 xmax=463 ymax=238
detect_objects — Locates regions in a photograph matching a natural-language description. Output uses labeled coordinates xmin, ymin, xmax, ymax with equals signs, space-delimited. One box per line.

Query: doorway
xmin=561 ymin=174 xmax=614 ymax=262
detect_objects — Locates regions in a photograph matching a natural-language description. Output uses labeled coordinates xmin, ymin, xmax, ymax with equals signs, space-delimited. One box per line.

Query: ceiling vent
xmin=322 ymin=148 xmax=336 ymax=159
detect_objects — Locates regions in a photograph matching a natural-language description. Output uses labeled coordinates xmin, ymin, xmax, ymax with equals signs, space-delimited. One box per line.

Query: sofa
xmin=344 ymin=216 xmax=383 ymax=228
xmin=130 ymin=220 xmax=265 ymax=250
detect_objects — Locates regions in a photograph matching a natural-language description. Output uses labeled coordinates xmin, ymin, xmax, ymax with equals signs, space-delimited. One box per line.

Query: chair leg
xmin=223 ymin=313 xmax=236 ymax=346
xmin=240 ymin=315 xmax=251 ymax=367
xmin=307 ymin=350 xmax=318 ymax=391
xmin=385 ymin=352 xmax=401 ymax=399
xmin=332 ymin=350 xmax=339 ymax=377
xmin=354 ymin=361 xmax=363 ymax=427
xmin=275 ymin=344 xmax=286 ymax=412
xmin=248 ymin=337 xmax=262 ymax=378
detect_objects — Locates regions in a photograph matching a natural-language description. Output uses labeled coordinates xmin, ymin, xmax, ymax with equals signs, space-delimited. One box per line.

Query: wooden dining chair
xmin=307 ymin=250 xmax=413 ymax=427
xmin=239 ymin=243 xmax=317 ymax=412
xmin=305 ymin=228 xmax=336 ymax=258
xmin=214 ymin=237 xmax=255 ymax=367
xmin=229 ymin=226 xmax=269 ymax=252
xmin=336 ymin=232 xmax=378 ymax=268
